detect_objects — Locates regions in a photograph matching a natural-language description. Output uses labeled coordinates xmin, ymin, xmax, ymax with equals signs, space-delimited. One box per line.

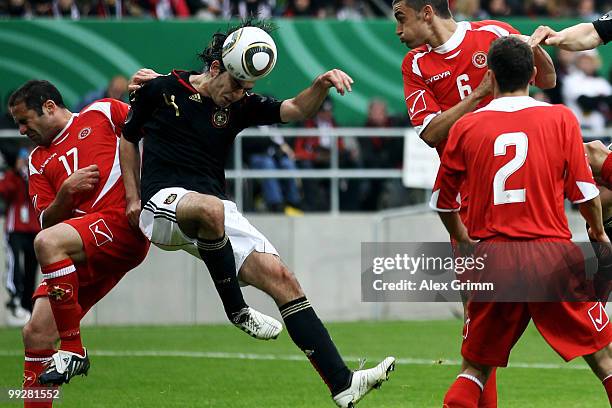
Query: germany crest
xmin=213 ymin=109 xmax=230 ymax=128
xmin=164 ymin=194 xmax=177 ymax=205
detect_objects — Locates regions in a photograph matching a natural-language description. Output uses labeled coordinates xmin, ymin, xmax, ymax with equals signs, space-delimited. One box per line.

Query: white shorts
xmin=139 ymin=187 xmax=278 ymax=273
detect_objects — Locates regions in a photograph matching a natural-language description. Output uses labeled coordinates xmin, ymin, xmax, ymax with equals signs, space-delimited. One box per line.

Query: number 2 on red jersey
xmin=493 ymin=132 xmax=528 ymax=205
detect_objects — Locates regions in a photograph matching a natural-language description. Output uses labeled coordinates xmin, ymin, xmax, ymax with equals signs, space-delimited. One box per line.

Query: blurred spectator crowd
xmin=453 ymin=0 xmax=612 ymax=20
xmin=0 ymin=0 xmax=387 ymax=19
xmin=533 ymin=47 xmax=612 ymax=135
xmin=3 ymin=0 xmax=611 ymax=20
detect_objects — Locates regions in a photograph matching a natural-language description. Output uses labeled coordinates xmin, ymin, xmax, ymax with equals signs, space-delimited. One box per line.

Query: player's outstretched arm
xmin=280 ymin=69 xmax=353 ymax=123
xmin=513 ymin=34 xmax=556 ymax=89
xmin=531 ymin=44 xmax=556 ymax=89
xmin=420 ymin=72 xmax=492 ymax=147
xmin=529 ymin=24 xmax=603 ymax=51
xmin=119 ymin=136 xmax=142 ymax=230
xmin=42 ymin=165 xmax=100 ymax=229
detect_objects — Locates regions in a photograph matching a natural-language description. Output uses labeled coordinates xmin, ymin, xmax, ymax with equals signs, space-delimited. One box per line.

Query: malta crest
xmin=78 ymin=127 xmax=92 ymax=140
xmin=23 ymin=370 xmax=36 ymax=387
xmin=48 ymin=283 xmax=74 ymax=304
xmin=472 ymin=51 xmax=487 ymax=69
xmin=213 ymin=109 xmax=230 ymax=128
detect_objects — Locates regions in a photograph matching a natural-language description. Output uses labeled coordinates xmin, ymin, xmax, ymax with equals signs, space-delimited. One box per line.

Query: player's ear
xmin=529 ymin=66 xmax=538 ymax=86
xmin=42 ymin=100 xmax=56 ymax=116
xmin=209 ymin=60 xmax=222 ymax=78
xmin=422 ymin=5 xmax=433 ymax=21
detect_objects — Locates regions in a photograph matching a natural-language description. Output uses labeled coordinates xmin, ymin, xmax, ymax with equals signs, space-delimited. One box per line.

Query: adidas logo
xmin=189 ymin=94 xmax=202 ymax=103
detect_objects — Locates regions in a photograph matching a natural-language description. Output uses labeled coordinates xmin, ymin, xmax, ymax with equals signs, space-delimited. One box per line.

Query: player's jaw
xmin=20 ymin=119 xmax=54 ymax=148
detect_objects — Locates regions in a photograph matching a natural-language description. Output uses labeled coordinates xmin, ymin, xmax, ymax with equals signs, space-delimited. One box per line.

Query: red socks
xmin=443 ymin=374 xmax=483 ymax=408
xmin=603 ymin=374 xmax=612 ymax=405
xmin=24 ymin=349 xmax=55 ymax=408
xmin=479 ymin=368 xmax=497 ymax=407
xmin=41 ymin=259 xmax=84 ymax=355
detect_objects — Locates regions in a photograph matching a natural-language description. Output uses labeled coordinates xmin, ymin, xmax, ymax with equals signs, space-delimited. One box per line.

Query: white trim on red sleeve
xmin=414 ymin=112 xmax=441 ymax=137
xmin=572 ymin=181 xmax=600 ymax=204
xmin=429 ymin=189 xmax=461 ymax=212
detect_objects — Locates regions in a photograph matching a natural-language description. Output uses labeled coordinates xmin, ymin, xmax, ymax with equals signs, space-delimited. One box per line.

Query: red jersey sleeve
xmin=430 ymin=121 xmax=465 ymax=211
xmin=402 ymin=50 xmax=442 ymax=136
xmin=562 ymin=108 xmax=599 ymax=203
xmin=91 ymin=98 xmax=130 ymax=137
xmin=28 ymin=151 xmax=56 ymax=227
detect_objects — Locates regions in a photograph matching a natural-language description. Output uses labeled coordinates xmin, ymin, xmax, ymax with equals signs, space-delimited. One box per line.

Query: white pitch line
xmin=0 ymin=350 xmax=591 ymax=370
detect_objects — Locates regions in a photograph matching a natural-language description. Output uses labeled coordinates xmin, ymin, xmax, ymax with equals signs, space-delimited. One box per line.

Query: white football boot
xmin=333 ymin=357 xmax=396 ymax=408
xmin=232 ymin=307 xmax=283 ymax=340
xmin=38 ymin=349 xmax=90 ymax=385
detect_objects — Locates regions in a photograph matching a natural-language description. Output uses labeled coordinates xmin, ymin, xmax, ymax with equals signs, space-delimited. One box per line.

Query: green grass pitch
xmin=0 ymin=320 xmax=607 ymax=407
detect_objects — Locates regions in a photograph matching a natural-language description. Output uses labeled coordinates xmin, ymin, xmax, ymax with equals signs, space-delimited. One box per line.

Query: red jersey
xmin=402 ymin=20 xmax=520 ymax=156
xmin=430 ymin=96 xmax=598 ymax=240
xmin=0 ymin=169 xmax=40 ymax=233
xmin=29 ymin=99 xmax=129 ymax=227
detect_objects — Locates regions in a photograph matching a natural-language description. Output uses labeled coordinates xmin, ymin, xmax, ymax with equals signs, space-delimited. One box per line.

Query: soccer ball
xmin=222 ymin=27 xmax=277 ymax=82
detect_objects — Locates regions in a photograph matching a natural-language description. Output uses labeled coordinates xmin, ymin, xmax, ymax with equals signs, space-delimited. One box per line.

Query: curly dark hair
xmin=198 ymin=17 xmax=277 ymax=73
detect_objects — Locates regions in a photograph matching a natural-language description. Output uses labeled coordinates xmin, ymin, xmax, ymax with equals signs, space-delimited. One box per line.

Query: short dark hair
xmin=198 ymin=17 xmax=276 ymax=73
xmin=8 ymin=80 xmax=65 ymax=115
xmin=488 ymin=36 xmax=534 ymax=93
xmin=391 ymin=0 xmax=451 ymax=19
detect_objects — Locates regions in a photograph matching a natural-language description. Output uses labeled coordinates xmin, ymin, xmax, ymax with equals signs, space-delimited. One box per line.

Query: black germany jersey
xmin=122 ymin=70 xmax=283 ymax=205
xmin=593 ymin=11 xmax=612 ymax=44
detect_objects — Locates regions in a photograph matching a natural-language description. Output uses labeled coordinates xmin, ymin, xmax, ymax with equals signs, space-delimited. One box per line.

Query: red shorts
xmin=33 ymin=208 xmax=150 ymax=316
xmin=461 ymin=238 xmax=611 ymax=366
xmin=462 ymin=301 xmax=612 ymax=366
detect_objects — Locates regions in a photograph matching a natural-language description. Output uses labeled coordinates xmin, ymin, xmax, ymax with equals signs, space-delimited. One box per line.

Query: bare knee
xmin=585 ymin=141 xmax=609 ymax=176
xmin=33 ymin=230 xmax=63 ymax=264
xmin=195 ymin=197 xmax=225 ymax=239
xmin=269 ymin=263 xmax=303 ymax=301
xmin=22 ymin=317 xmax=58 ymax=350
